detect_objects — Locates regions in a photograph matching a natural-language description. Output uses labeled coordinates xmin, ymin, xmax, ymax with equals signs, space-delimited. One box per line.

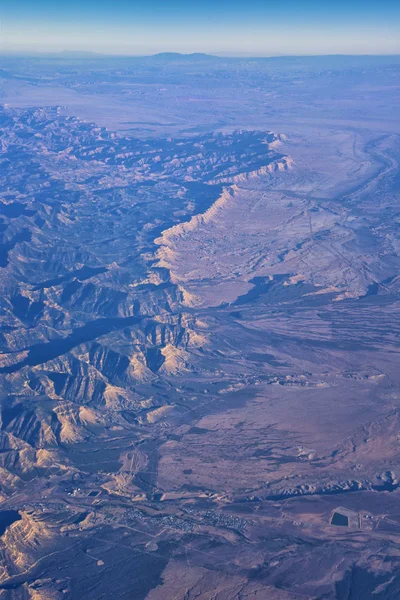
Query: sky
xmin=1 ymin=0 xmax=400 ymax=56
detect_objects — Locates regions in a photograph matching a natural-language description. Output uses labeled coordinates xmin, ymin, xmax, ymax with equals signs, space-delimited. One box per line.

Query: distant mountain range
xmin=149 ymin=52 xmax=219 ymax=61
xmin=0 ymin=50 xmax=221 ymax=61
xmin=1 ymin=50 xmax=399 ymax=65
xmin=54 ymin=51 xmax=219 ymax=61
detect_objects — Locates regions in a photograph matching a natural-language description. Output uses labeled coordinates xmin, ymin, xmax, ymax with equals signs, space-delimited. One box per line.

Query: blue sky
xmin=1 ymin=0 xmax=400 ymax=55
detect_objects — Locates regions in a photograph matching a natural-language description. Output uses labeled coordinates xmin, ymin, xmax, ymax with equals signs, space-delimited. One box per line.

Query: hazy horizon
xmin=1 ymin=49 xmax=400 ymax=58
xmin=1 ymin=0 xmax=400 ymax=56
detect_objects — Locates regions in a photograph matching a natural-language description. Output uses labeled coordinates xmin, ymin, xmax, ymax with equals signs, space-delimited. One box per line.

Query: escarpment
xmin=0 ymin=107 xmax=292 ymax=461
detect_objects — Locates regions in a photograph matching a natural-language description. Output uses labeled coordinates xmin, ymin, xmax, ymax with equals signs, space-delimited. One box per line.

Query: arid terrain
xmin=0 ymin=53 xmax=400 ymax=599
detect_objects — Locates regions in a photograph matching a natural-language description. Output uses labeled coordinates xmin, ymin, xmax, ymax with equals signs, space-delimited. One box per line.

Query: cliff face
xmin=0 ymin=107 xmax=292 ymax=586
